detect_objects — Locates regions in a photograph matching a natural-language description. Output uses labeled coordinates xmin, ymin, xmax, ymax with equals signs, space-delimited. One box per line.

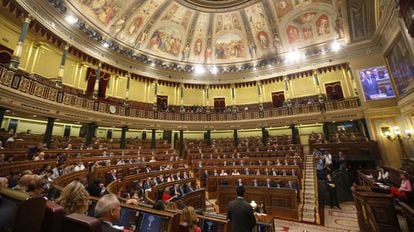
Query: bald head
xmin=0 ymin=177 xmax=8 ymax=188
xmin=17 ymin=174 xmax=35 ymax=192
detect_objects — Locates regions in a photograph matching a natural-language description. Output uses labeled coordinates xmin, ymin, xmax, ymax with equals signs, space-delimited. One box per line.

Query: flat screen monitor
xmin=256 ymin=222 xmax=273 ymax=232
xmin=358 ymin=66 xmax=395 ymax=100
xmin=199 ymin=218 xmax=225 ymax=232
xmin=117 ymin=207 xmax=139 ymax=230
xmin=135 ymin=212 xmax=169 ymax=232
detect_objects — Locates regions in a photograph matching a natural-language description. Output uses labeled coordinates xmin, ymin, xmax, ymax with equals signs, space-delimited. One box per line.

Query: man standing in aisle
xmin=227 ymin=186 xmax=256 ymax=232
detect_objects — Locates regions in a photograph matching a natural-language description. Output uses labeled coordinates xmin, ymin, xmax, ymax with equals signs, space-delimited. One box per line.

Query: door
xmin=272 ymin=91 xmax=285 ymax=107
xmin=214 ymin=98 xmax=226 ymax=112
xmin=325 ymin=82 xmax=344 ymax=101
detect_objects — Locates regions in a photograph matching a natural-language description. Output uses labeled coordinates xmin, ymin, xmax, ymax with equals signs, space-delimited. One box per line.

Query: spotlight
xmin=102 ymin=42 xmax=110 ymax=48
xmin=194 ymin=65 xmax=205 ymax=74
xmin=210 ymin=66 xmax=218 ymax=75
xmin=331 ymin=41 xmax=341 ymax=52
xmin=65 ymin=15 xmax=78 ymax=25
xmin=286 ymin=50 xmax=302 ymax=62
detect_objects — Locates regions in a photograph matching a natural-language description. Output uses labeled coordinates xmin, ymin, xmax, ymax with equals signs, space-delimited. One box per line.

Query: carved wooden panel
xmin=0 ymin=70 xmax=14 ymax=86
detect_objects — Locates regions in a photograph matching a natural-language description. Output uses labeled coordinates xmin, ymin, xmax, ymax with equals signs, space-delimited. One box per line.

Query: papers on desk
xmin=376 ymin=183 xmax=390 ymax=189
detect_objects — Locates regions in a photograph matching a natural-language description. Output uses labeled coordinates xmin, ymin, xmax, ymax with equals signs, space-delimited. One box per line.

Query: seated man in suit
xmin=265 ymin=178 xmax=273 ymax=188
xmin=95 ymin=194 xmax=122 ymax=232
xmin=183 ymin=182 xmax=194 ymax=194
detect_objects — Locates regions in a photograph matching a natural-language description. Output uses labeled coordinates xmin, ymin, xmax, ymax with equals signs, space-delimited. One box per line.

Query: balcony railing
xmin=0 ymin=66 xmax=361 ymax=121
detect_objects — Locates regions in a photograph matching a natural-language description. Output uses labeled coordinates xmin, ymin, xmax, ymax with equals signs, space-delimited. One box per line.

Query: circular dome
xmin=19 ymin=0 xmax=350 ymax=82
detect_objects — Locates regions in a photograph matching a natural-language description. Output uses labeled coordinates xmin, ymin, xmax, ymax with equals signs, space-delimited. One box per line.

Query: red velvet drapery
xmin=214 ymin=98 xmax=226 ymax=111
xmin=86 ymin=67 xmax=110 ymax=98
xmin=272 ymin=91 xmax=285 ymax=107
xmin=0 ymin=44 xmax=13 ymax=64
xmin=325 ymin=82 xmax=344 ymax=101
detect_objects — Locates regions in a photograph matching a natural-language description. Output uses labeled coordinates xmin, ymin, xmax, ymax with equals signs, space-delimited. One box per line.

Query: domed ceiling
xmin=66 ymin=0 xmax=346 ymax=65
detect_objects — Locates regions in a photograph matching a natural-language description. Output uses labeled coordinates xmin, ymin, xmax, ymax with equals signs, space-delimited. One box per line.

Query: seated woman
xmin=180 ymin=206 xmax=201 ymax=232
xmin=162 ymin=187 xmax=175 ymax=202
xmin=390 ymin=173 xmax=412 ymax=200
xmin=56 ymin=180 xmax=90 ymax=214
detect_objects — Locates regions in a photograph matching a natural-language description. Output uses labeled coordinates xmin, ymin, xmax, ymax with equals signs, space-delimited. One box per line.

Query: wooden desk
xmin=217 ymin=185 xmax=298 ymax=220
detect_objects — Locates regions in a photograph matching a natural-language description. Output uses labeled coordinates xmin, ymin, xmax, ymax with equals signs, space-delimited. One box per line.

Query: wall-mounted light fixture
xmin=405 ymin=129 xmax=413 ymax=139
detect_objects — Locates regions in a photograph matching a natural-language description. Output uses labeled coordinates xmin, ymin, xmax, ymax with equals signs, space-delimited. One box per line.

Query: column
xmin=142 ymin=130 xmax=147 ymax=140
xmin=204 ymin=85 xmax=209 ymax=106
xmin=257 ymin=81 xmax=263 ymax=103
xmin=9 ymin=16 xmax=32 ymax=70
xmin=153 ymin=80 xmax=158 ymax=105
xmin=347 ymin=65 xmax=359 ymax=97
xmin=0 ymin=107 xmax=6 ymax=128
xmin=206 ymin=130 xmax=211 ymax=146
xmin=290 ymin=124 xmax=299 ymax=144
xmin=43 ymin=117 xmax=55 ymax=148
xmin=262 ymin=128 xmax=268 ymax=145
xmin=93 ymin=61 xmax=102 ymax=99
xmin=180 ymin=83 xmax=184 ymax=105
xmin=86 ymin=122 xmax=97 ymax=146
xmin=313 ymin=70 xmax=321 ymax=94
xmin=358 ymin=119 xmax=370 ymax=140
xmin=120 ymin=126 xmax=128 ymax=149
xmin=231 ymin=84 xmax=236 ymax=105
xmin=284 ymin=76 xmax=293 ymax=115
xmin=179 ymin=130 xmax=184 ymax=156
xmin=233 ymin=129 xmax=238 ymax=147
xmin=323 ymin=122 xmax=330 ymax=141
xmin=179 ymin=83 xmax=184 ymax=116
xmin=56 ymin=43 xmax=70 ymax=88
xmin=124 ymin=72 xmax=131 ymax=106
xmin=151 ymin=129 xmax=156 ymax=149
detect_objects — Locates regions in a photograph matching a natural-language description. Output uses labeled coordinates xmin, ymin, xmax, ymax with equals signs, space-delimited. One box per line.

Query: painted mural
xmin=67 ymin=0 xmax=348 ymax=64
xmin=303 ymin=27 xmax=314 ymax=40
xmin=287 ymin=25 xmax=300 ymax=44
xmin=215 ymin=33 xmax=245 ymax=59
xmin=245 ymin=3 xmax=273 ymax=51
xmin=273 ymin=0 xmax=335 ymax=20
xmin=77 ymin=0 xmax=124 ymax=25
xmin=316 ymin=14 xmax=331 ymax=36
xmin=191 ymin=13 xmax=209 ymax=62
xmin=147 ymin=27 xmax=182 ymax=56
xmin=116 ymin=0 xmax=165 ymax=45
xmin=215 ymin=13 xmax=242 ymax=33
xmin=162 ymin=4 xmax=193 ymax=30
xmin=257 ymin=31 xmax=270 ymax=49
xmin=274 ymin=0 xmax=294 ymax=19
xmin=294 ymin=12 xmax=317 ymax=24
xmin=285 ymin=11 xmax=336 ymax=45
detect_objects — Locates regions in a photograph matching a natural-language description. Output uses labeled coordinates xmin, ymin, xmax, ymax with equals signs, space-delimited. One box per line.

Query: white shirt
xmin=378 ymin=171 xmax=389 ymax=180
xmin=325 ymin=154 xmax=332 ymax=165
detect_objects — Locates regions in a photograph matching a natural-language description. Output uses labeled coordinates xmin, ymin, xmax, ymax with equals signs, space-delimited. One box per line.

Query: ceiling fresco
xmin=66 ymin=0 xmax=347 ymax=65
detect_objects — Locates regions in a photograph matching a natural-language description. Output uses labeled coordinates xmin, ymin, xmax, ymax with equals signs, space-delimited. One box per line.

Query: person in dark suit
xmin=361 ymin=71 xmax=379 ymax=100
xmin=227 ymin=186 xmax=256 ymax=232
xmin=326 ymin=174 xmax=341 ymax=209
xmin=95 ymin=194 xmax=122 ymax=232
